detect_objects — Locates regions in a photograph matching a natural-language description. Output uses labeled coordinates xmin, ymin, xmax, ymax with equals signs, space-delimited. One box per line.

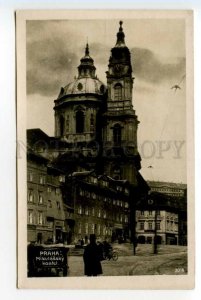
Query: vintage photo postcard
xmin=17 ymin=10 xmax=194 ymax=289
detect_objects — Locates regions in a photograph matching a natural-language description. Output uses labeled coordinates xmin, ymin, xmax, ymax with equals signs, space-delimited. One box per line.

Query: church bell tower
xmin=102 ymin=21 xmax=141 ymax=184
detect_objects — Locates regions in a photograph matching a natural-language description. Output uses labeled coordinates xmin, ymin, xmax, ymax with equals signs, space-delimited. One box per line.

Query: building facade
xmin=27 ymin=149 xmax=70 ymax=244
xmin=136 ymin=209 xmax=179 ymax=245
xmin=135 ymin=190 xmax=187 ymax=246
xmin=147 ymin=181 xmax=187 ymax=198
xmin=27 ymin=150 xmax=48 ymax=243
xmin=64 ymin=171 xmax=130 ymax=242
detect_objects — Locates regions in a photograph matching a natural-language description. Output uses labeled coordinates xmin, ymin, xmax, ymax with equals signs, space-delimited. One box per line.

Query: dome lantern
xmin=78 ymin=43 xmax=96 ymax=79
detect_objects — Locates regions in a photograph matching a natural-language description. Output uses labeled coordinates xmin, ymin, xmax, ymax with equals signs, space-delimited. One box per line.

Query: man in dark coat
xmin=83 ymin=234 xmax=103 ymax=276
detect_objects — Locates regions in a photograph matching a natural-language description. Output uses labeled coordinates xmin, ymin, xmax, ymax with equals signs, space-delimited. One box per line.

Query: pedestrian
xmin=97 ymin=241 xmax=104 ymax=261
xmin=103 ymin=240 xmax=112 ymax=259
xmin=83 ymin=234 xmax=103 ymax=276
xmin=80 ymin=237 xmax=84 ymax=247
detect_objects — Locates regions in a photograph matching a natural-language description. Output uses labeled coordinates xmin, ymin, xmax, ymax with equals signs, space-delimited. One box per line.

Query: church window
xmin=77 ymin=83 xmax=83 ymax=91
xmin=114 ymin=83 xmax=122 ymax=100
xmin=76 ymin=111 xmax=84 ymax=133
xmin=90 ymin=114 xmax=94 ymax=131
xmin=113 ymin=124 xmax=122 ymax=145
xmin=66 ymin=115 xmax=69 ymax=133
xmin=60 ymin=115 xmax=64 ymax=136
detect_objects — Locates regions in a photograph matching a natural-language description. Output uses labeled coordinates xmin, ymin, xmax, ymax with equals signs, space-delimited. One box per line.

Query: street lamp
xmin=154 ymin=208 xmax=158 ymax=255
xmin=148 ymin=198 xmax=158 ymax=255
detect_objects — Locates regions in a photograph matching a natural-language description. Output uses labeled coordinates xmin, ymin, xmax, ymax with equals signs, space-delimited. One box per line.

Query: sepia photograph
xmin=16 ymin=10 xmax=194 ymax=289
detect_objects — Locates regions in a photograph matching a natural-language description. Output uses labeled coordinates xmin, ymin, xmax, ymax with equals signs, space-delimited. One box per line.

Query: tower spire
xmin=85 ymin=42 xmax=89 ymax=56
xmin=116 ymin=20 xmax=126 ymax=46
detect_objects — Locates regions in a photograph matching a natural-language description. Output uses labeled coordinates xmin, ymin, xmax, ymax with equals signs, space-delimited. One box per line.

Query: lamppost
xmin=154 ymin=207 xmax=158 ymax=255
xmin=148 ymin=198 xmax=158 ymax=255
xmin=129 ymin=186 xmax=142 ymax=256
xmin=129 ymin=186 xmax=137 ymax=255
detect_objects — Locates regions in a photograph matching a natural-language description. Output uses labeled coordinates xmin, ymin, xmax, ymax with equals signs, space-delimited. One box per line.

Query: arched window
xmin=66 ymin=115 xmax=69 ymax=133
xmin=90 ymin=114 xmax=94 ymax=131
xmin=76 ymin=110 xmax=84 ymax=133
xmin=114 ymin=83 xmax=122 ymax=100
xmin=113 ymin=123 xmax=122 ymax=145
xmin=60 ymin=116 xmax=64 ymax=136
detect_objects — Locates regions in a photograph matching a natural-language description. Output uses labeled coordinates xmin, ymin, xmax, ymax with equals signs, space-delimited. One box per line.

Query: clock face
xmin=114 ymin=64 xmax=123 ymax=74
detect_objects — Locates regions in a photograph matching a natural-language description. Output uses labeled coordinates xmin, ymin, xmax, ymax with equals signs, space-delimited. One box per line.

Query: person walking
xmin=83 ymin=234 xmax=103 ymax=276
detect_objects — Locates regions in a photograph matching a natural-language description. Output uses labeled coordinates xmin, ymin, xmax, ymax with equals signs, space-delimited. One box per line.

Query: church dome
xmin=57 ymin=43 xmax=106 ymax=99
xmin=59 ymin=77 xmax=106 ymax=97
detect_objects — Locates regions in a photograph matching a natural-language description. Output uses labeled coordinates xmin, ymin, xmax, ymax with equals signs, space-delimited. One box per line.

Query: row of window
xmin=28 ymin=190 xmax=44 ymax=204
xmin=60 ymin=112 xmax=123 ymax=146
xmin=138 ymin=221 xmax=178 ymax=232
xmin=28 ymin=190 xmax=62 ymax=210
xmin=28 ymin=210 xmax=44 ymax=225
xmin=28 ymin=172 xmax=65 ymax=185
xmin=79 ymin=189 xmax=129 ymax=208
xmin=151 ymin=187 xmax=184 ymax=194
xmin=60 ymin=112 xmax=95 ymax=136
xmin=28 ymin=188 xmax=61 ymax=203
xmin=83 ymin=178 xmax=129 ymax=194
xmin=28 ymin=173 xmax=46 ymax=184
xmin=139 ymin=210 xmax=161 ymax=216
xmin=77 ymin=223 xmax=113 ymax=236
xmin=77 ymin=205 xmax=128 ymax=223
xmin=139 ymin=221 xmax=161 ymax=231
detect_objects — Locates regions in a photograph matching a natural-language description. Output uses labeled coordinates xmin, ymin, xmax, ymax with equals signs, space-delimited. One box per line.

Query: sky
xmin=26 ymin=19 xmax=186 ymax=183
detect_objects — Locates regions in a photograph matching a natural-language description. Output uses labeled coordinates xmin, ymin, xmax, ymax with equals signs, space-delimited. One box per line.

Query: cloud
xmin=27 ymin=36 xmax=79 ymax=97
xmin=26 ymin=20 xmax=185 ymax=98
xmin=131 ymin=47 xmax=185 ymax=85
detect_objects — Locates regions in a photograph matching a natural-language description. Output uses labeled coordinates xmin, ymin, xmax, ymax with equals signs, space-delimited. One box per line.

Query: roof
xmin=58 ymin=77 xmax=106 ymax=99
xmin=27 ymin=128 xmax=50 ymax=147
xmin=147 ymin=181 xmax=187 ymax=190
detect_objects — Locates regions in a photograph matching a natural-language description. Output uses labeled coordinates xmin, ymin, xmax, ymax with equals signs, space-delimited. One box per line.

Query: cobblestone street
xmin=67 ymin=244 xmax=187 ymax=277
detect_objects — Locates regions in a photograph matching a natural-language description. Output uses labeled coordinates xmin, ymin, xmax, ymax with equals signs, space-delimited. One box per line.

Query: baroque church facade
xmin=27 ymin=21 xmax=148 ymax=244
xmin=54 ymin=21 xmax=141 ymax=183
